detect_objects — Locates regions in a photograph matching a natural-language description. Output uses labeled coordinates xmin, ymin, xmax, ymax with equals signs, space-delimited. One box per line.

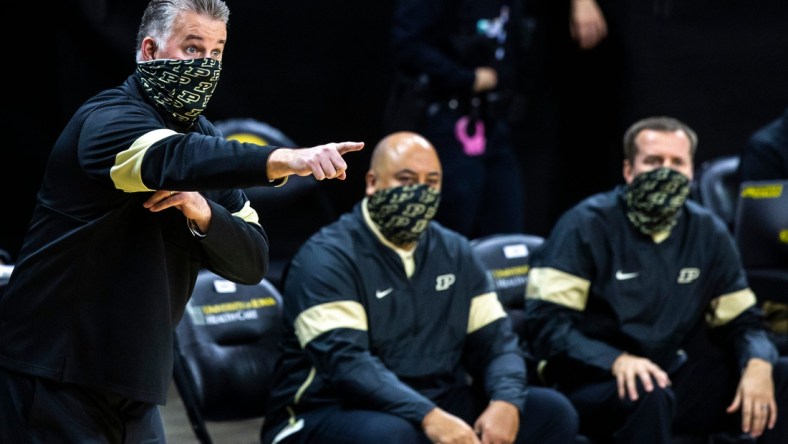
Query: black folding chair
xmin=692 ymin=155 xmax=741 ymax=231
xmin=172 ymin=269 xmax=284 ymax=443
xmin=215 ymin=118 xmax=337 ymax=290
xmin=469 ymin=233 xmax=544 ymax=343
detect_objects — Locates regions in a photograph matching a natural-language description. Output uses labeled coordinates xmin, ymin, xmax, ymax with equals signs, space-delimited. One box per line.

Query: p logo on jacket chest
xmin=435 ymin=274 xmax=456 ymax=291
xmin=677 ymin=268 xmax=700 ymax=284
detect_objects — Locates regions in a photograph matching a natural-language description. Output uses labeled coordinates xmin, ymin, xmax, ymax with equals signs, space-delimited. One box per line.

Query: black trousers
xmin=0 ymin=367 xmax=165 ymax=444
xmin=559 ymin=355 xmax=788 ymax=444
xmin=261 ymin=386 xmax=579 ymax=444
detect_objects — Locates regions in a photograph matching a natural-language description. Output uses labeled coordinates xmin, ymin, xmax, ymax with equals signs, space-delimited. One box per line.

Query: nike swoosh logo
xmin=615 ymin=270 xmax=639 ymax=280
xmin=376 ymin=288 xmax=393 ymax=299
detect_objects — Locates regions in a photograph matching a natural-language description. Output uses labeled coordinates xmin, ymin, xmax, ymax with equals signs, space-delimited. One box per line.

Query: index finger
xmin=335 ymin=141 xmax=364 ymax=154
xmin=143 ymin=190 xmax=175 ymax=208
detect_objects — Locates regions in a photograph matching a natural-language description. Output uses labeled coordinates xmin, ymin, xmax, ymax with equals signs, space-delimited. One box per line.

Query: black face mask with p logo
xmin=366 ymin=184 xmax=441 ymax=247
xmin=136 ymin=58 xmax=221 ymax=125
xmin=624 ymin=167 xmax=690 ymax=235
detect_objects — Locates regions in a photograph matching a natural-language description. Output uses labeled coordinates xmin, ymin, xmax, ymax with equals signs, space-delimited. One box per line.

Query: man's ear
xmin=622 ymin=159 xmax=633 ymax=184
xmin=365 ymin=170 xmax=377 ymax=197
xmin=140 ymin=37 xmax=157 ymax=61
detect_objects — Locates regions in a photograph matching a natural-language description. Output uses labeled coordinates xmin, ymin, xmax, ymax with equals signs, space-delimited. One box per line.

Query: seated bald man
xmin=260 ymin=131 xmax=579 ymax=444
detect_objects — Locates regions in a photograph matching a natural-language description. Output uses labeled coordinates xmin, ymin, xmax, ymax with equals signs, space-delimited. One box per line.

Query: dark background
xmin=3 ymin=0 xmax=788 ymax=261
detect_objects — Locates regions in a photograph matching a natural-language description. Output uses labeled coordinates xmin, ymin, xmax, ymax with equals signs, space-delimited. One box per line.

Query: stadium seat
xmin=692 ymin=155 xmax=740 ymax=231
xmin=734 ymin=180 xmax=788 ymax=354
xmin=214 ymin=118 xmax=337 ymax=290
xmin=172 ymin=269 xmax=284 ymax=444
xmin=469 ymin=233 xmax=544 ymax=343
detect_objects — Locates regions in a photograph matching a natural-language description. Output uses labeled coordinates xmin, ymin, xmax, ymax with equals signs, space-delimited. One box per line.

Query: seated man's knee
xmin=623 ymin=382 xmax=675 ymax=413
xmin=520 ymin=387 xmax=579 ymax=443
xmin=352 ymin=413 xmax=426 ymax=444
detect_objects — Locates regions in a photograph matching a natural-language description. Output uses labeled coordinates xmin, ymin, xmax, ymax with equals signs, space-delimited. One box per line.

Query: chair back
xmin=470 ymin=233 xmax=545 ymax=339
xmin=214 ymin=118 xmax=337 ymax=290
xmin=693 ymin=155 xmax=741 ymax=230
xmin=214 ymin=118 xmax=297 ymax=148
xmin=173 ymin=269 xmax=284 ymax=443
xmin=0 ymin=264 xmax=12 ymax=300
xmin=734 ymin=180 xmax=788 ymax=305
